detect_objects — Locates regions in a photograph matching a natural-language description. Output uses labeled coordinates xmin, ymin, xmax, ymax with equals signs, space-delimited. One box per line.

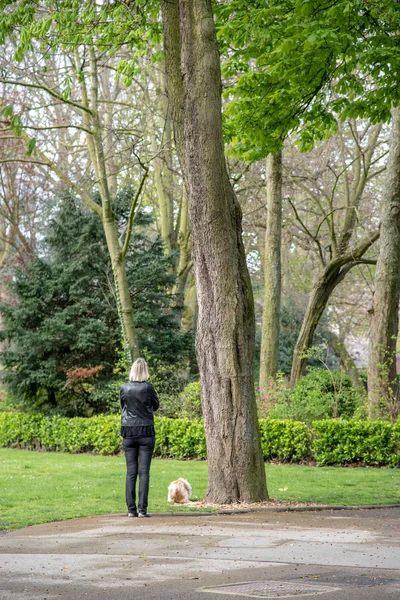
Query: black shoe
xmin=138 ymin=512 xmax=151 ymax=518
xmin=128 ymin=512 xmax=138 ymax=517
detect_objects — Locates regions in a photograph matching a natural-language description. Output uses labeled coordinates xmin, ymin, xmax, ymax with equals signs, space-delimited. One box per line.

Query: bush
xmin=0 ymin=413 xmax=45 ymax=449
xmin=155 ymin=381 xmax=201 ymax=420
xmin=179 ymin=381 xmax=202 ymax=420
xmin=1 ymin=412 xmax=399 ymax=467
xmin=0 ymin=412 xmax=207 ymax=458
xmin=313 ymin=419 xmax=399 ymax=466
xmin=268 ymin=369 xmax=364 ymax=424
xmin=88 ymin=377 xmax=126 ymax=415
xmin=257 ymin=373 xmax=287 ymax=418
xmin=154 ymin=416 xmax=206 ymax=458
xmin=259 ymin=419 xmax=311 ymax=461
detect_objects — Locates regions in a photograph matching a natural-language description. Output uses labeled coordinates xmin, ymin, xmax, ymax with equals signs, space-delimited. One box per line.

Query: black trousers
xmin=123 ymin=436 xmax=155 ymax=514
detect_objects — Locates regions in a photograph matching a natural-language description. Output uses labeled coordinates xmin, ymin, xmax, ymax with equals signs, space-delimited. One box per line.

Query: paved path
xmin=1 ymin=507 xmax=400 ymax=599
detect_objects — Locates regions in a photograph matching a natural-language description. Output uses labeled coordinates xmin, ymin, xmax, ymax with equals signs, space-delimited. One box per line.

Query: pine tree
xmin=0 ymin=191 xmax=191 ymax=415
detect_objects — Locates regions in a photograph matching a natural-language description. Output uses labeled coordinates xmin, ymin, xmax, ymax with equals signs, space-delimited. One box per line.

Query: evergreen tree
xmin=0 ymin=191 xmax=191 ymax=415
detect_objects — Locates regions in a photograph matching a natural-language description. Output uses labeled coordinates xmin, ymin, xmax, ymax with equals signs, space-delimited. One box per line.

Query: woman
xmin=120 ymin=357 xmax=159 ymax=518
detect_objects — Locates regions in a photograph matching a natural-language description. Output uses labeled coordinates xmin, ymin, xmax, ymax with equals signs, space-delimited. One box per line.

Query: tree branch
xmin=287 ymin=197 xmax=325 ymax=265
xmin=22 ymin=124 xmax=93 ymax=135
xmin=120 ymin=164 xmax=149 ymax=259
xmin=327 ymin=229 xmax=380 ymax=275
xmin=0 ymin=158 xmax=48 ymax=166
xmin=0 ymin=79 xmax=94 ymax=115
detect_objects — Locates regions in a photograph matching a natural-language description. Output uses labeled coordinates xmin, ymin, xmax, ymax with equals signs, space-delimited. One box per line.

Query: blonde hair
xmin=129 ymin=358 xmax=149 ymax=382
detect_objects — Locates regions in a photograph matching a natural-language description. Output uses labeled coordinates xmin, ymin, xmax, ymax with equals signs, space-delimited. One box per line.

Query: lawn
xmin=1 ymin=448 xmax=399 ymax=530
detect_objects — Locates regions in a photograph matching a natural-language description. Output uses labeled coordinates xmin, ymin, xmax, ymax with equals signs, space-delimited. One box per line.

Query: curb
xmin=3 ymin=504 xmax=400 ymax=534
xmin=124 ymin=503 xmax=400 ymax=518
xmin=216 ymin=503 xmax=400 ymax=514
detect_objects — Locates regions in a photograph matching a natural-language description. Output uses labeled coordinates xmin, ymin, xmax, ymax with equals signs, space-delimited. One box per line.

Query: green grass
xmin=1 ymin=448 xmax=399 ymax=530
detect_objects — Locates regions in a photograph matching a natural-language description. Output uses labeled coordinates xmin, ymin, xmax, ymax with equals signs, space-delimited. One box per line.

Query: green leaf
xmin=26 ymin=137 xmax=37 ymax=156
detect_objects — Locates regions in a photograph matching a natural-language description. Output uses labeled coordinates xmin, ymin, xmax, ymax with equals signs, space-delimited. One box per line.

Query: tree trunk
xmin=102 ymin=215 xmax=140 ymax=362
xmin=368 ymin=106 xmax=400 ymax=420
xmin=259 ymin=152 xmax=282 ymax=388
xmin=180 ymin=272 xmax=197 ymax=334
xmin=329 ymin=332 xmax=365 ymax=395
xmin=150 ymin=81 xmax=175 ymax=256
xmin=0 ymin=216 xmax=10 ymax=270
xmin=290 ymin=269 xmax=343 ymax=386
xmin=82 ymin=46 xmax=141 ymax=364
xmin=290 ymin=231 xmax=379 ymax=387
xmin=173 ymin=189 xmax=192 ymax=316
xmin=162 ymin=0 xmax=268 ymax=503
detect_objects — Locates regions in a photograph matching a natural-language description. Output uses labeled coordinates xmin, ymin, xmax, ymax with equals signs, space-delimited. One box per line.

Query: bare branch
xmin=0 ymin=78 xmax=94 ymax=115
xmin=120 ymin=165 xmax=149 ymax=259
xmin=287 ymin=197 xmax=325 ymax=265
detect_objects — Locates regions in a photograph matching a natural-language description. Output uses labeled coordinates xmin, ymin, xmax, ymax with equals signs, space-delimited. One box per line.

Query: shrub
xmin=392 ymin=419 xmax=400 ymax=466
xmin=155 ymin=381 xmax=201 ymax=420
xmin=89 ymin=377 xmax=125 ymax=415
xmin=179 ymin=381 xmax=202 ymax=420
xmin=257 ymin=373 xmax=287 ymax=419
xmin=154 ymin=416 xmax=206 ymax=458
xmin=0 ymin=412 xmax=206 ymax=458
xmin=268 ymin=369 xmax=364 ymax=424
xmin=155 ymin=394 xmax=183 ymax=419
xmin=313 ymin=420 xmax=398 ymax=466
xmin=259 ymin=419 xmax=311 ymax=461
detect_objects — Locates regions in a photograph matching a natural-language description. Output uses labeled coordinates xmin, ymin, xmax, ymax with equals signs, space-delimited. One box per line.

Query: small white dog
xmin=168 ymin=478 xmax=192 ymax=504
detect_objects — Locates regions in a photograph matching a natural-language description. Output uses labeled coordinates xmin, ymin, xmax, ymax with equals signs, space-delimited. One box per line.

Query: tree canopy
xmin=217 ymin=0 xmax=400 ymax=156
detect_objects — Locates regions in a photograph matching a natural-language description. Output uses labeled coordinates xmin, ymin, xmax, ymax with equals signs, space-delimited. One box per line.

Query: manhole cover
xmin=200 ymin=580 xmax=340 ymax=598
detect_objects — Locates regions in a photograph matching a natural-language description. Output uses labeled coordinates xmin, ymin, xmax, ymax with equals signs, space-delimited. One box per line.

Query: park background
xmin=0 ymin=0 xmax=399 ymax=527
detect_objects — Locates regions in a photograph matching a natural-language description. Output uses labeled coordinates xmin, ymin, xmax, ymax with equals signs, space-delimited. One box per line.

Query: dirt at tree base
xmin=188 ymin=499 xmax=320 ymax=510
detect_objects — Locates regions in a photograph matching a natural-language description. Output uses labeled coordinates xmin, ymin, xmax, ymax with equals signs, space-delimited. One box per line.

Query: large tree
xmin=161 ymin=0 xmax=267 ymax=503
xmin=217 ymin=0 xmax=400 ymax=387
xmin=0 ymin=19 xmax=151 ymax=362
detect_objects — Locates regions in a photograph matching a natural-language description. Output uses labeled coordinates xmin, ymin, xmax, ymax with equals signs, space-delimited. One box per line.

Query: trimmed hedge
xmin=0 ymin=412 xmax=399 ymax=466
xmin=259 ymin=419 xmax=311 ymax=461
xmin=312 ymin=420 xmax=399 ymax=466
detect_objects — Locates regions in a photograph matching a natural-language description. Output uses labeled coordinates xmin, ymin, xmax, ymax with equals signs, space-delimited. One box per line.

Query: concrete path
xmin=1 ymin=507 xmax=400 ymax=599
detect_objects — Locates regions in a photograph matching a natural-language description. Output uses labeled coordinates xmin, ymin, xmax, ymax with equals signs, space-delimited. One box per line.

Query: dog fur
xmin=167 ymin=478 xmax=192 ymax=504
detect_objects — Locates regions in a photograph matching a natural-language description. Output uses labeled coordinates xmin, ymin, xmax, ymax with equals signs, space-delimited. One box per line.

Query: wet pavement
xmin=1 ymin=506 xmax=400 ymax=599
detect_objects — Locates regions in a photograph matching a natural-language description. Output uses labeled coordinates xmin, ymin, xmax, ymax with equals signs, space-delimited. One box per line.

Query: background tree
xmin=259 ymin=152 xmax=282 ymax=387
xmin=286 ymin=122 xmax=383 ymax=385
xmin=0 ymin=191 xmax=190 ymax=415
xmin=217 ymin=0 xmax=400 ymax=390
xmin=0 ymin=34 xmax=150 ymax=362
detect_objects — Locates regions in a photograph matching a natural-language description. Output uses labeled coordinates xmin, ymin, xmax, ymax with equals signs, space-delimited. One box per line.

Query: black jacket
xmin=120 ymin=381 xmax=159 ymax=427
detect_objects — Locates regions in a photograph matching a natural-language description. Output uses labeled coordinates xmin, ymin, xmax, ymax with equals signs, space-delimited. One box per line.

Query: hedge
xmin=0 ymin=412 xmax=399 ymax=466
xmin=312 ymin=420 xmax=399 ymax=467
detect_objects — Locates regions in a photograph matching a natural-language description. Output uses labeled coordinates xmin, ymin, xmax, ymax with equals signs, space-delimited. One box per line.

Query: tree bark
xmin=162 ymin=0 xmax=268 ymax=503
xmin=172 ymin=189 xmax=192 ymax=313
xmin=149 ymin=70 xmax=176 ymax=257
xmin=102 ymin=214 xmax=140 ymax=362
xmin=259 ymin=152 xmax=282 ymax=387
xmin=180 ymin=272 xmax=197 ymax=334
xmin=368 ymin=106 xmax=400 ymax=419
